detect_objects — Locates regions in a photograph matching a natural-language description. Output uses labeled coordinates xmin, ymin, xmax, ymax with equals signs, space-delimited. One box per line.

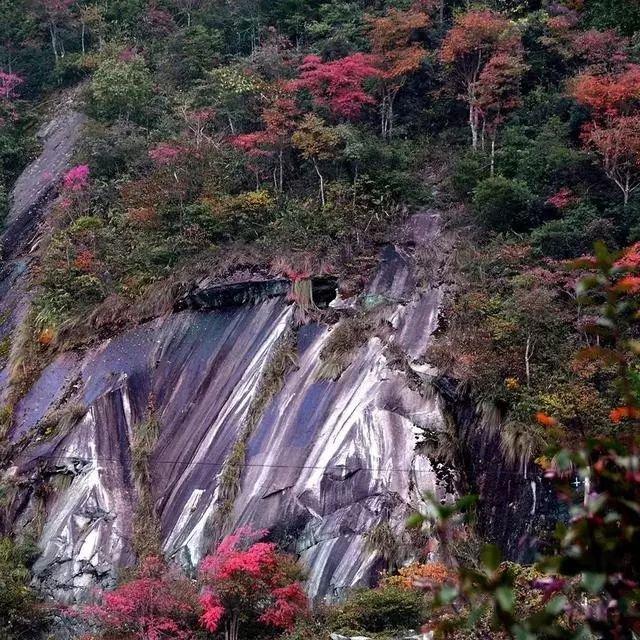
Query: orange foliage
xmin=440 ymin=10 xmax=511 ymax=66
xmin=572 ymin=65 xmax=640 ymax=117
xmin=38 ymin=328 xmax=55 ymax=346
xmin=615 ymin=243 xmax=640 ymax=270
xmin=73 ymin=249 xmax=95 ymax=272
xmin=536 ymin=412 xmax=558 ymax=428
xmin=368 ymin=8 xmax=430 ymax=82
xmin=610 ymin=406 xmax=640 ymax=423
xmin=382 ymin=563 xmax=453 ymax=591
xmin=127 ymin=207 xmax=158 ymax=228
xmin=615 ymin=276 xmax=640 ymax=294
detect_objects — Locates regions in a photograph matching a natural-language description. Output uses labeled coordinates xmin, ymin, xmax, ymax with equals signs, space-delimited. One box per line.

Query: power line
xmin=27 ymin=454 xmax=546 ymax=477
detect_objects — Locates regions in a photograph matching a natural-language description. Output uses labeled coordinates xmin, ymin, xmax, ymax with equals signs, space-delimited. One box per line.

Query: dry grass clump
xmin=316 ymin=313 xmax=381 ymax=381
xmin=213 ymin=328 xmax=298 ymax=532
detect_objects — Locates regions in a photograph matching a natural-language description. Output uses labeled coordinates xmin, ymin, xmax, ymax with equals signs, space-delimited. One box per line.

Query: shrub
xmin=76 ymin=121 xmax=150 ymax=180
xmin=332 ymin=585 xmax=426 ymax=634
xmin=473 ymin=176 xmax=533 ymax=232
xmin=452 ymin=150 xmax=488 ymax=198
xmin=89 ymin=55 xmax=154 ymax=123
xmin=0 ymin=538 xmax=46 ymax=639
xmin=531 ymin=203 xmax=617 ymax=259
xmin=80 ymin=556 xmax=199 ymax=639
xmin=381 ymin=563 xmax=453 ymax=591
xmin=53 ymin=52 xmax=99 ymax=86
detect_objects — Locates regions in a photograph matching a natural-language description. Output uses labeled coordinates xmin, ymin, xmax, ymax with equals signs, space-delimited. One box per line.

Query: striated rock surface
xmin=1 ymin=100 xmax=557 ymax=606
xmin=6 ymin=208 xmax=451 ymax=603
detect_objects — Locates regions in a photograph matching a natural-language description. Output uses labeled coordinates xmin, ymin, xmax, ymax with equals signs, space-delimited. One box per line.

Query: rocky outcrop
xmin=0 ymin=94 xmax=86 ymax=403
xmin=435 ymin=379 xmax=563 ymax=562
xmin=1 ymin=100 xmax=560 ymax=607
xmin=5 ymin=208 xmax=451 ymax=603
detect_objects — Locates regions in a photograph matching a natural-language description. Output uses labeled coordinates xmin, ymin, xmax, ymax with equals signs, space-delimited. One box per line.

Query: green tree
xmin=292 ymin=114 xmax=342 ymax=207
xmin=89 ymin=55 xmax=154 ymax=123
xmin=473 ymin=176 xmax=532 ymax=232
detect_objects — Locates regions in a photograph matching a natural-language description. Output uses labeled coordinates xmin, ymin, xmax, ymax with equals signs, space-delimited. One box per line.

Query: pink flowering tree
xmin=79 ymin=556 xmax=200 ymax=640
xmin=63 ymin=164 xmax=90 ymax=192
xmin=199 ymin=528 xmax=308 ymax=640
xmin=59 ymin=164 xmax=90 ymax=217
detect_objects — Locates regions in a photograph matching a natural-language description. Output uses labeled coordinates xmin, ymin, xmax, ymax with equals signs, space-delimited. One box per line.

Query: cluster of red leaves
xmin=0 ymin=70 xmax=22 ymax=102
xmin=440 ymin=10 xmax=512 ymax=66
xmin=148 ymin=142 xmax=185 ymax=165
xmin=0 ymin=69 xmax=23 ymax=125
xmin=367 ymin=7 xmax=430 ymax=84
xmin=73 ymin=249 xmax=95 ymax=272
xmin=476 ymin=50 xmax=527 ymax=130
xmin=80 ymin=557 xmax=199 ymax=640
xmin=546 ymin=187 xmax=578 ymax=209
xmin=571 ymin=29 xmax=628 ymax=69
xmin=63 ymin=164 xmax=90 ymax=192
xmin=199 ymin=527 xmax=307 ymax=634
xmin=289 ymin=53 xmax=381 ymax=119
xmin=573 ymin=65 xmax=640 ymax=118
xmin=232 ymin=95 xmax=299 ymax=157
xmin=127 ymin=206 xmax=158 ymax=228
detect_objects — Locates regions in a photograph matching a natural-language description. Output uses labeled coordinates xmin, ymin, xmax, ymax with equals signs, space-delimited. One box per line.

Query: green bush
xmin=53 ymin=52 xmax=99 ymax=86
xmin=0 ymin=537 xmax=45 ymax=639
xmin=76 ymin=121 xmax=149 ymax=180
xmin=496 ymin=119 xmax=589 ymax=197
xmin=452 ymin=150 xmax=488 ymax=198
xmin=532 ymin=203 xmax=617 ymax=259
xmin=89 ymin=56 xmax=154 ymax=123
xmin=331 ymin=586 xmax=426 ymax=634
xmin=473 ymin=176 xmax=533 ymax=233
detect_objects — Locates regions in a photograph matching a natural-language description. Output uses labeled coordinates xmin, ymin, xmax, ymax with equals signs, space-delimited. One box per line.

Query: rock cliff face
xmin=1 ymin=98 xmax=555 ymax=604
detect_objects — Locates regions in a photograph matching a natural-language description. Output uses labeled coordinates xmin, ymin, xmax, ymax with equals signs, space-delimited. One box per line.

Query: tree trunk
xmin=313 ymin=158 xmax=325 ymax=207
xmin=225 ymin=615 xmax=239 ymax=640
xmin=81 ymin=21 xmax=86 ymax=55
xmin=49 ymin=23 xmax=58 ymax=62
xmin=469 ymin=102 xmax=479 ymax=150
xmin=624 ymin=171 xmax=630 ymax=207
xmin=525 ymin=333 xmax=534 ymax=388
xmin=490 ymin=137 xmax=496 ymax=177
xmin=278 ymin=149 xmax=284 ymax=192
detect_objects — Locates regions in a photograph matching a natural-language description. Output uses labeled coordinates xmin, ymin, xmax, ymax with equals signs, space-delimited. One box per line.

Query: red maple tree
xmin=573 ymin=65 xmax=640 ymax=204
xmin=80 ymin=556 xmax=200 ymax=640
xmin=199 ymin=527 xmax=308 ymax=640
xmin=367 ymin=6 xmax=430 ymax=138
xmin=289 ymin=53 xmax=381 ymax=120
xmin=232 ymin=91 xmax=299 ymax=191
xmin=475 ymin=50 xmax=527 ymax=174
xmin=440 ymin=9 xmax=515 ymax=150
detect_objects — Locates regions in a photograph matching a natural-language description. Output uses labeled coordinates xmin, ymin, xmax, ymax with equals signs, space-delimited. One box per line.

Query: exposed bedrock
xmin=1 ymin=103 xmax=561 ymax=605
xmin=0 ymin=95 xmax=86 ymax=402
xmin=4 ymin=208 xmax=455 ymax=603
